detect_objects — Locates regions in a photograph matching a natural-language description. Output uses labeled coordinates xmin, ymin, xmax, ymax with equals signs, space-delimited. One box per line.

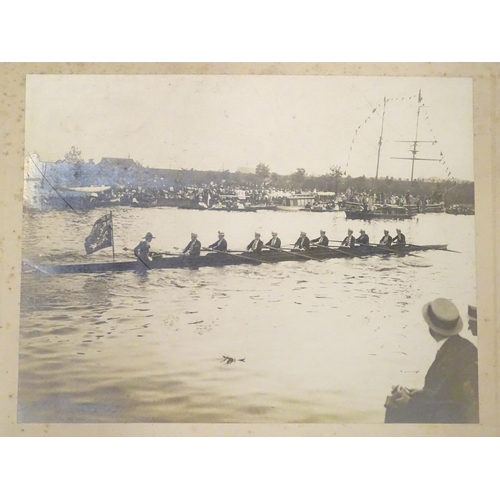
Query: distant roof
xmin=100 ymin=157 xmax=138 ymax=167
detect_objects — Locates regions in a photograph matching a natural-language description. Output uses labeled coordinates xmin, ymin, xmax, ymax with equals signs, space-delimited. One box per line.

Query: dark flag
xmin=84 ymin=214 xmax=113 ymax=254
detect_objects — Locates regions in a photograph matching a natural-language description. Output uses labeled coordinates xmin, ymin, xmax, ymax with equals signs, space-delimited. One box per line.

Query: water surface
xmin=18 ymin=207 xmax=476 ymax=423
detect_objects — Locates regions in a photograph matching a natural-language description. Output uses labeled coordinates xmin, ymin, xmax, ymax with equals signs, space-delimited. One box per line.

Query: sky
xmin=25 ymin=75 xmax=474 ymax=181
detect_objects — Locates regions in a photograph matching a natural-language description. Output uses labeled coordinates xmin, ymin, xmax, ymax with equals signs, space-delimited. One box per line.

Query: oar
xmin=360 ymin=243 xmax=424 ymax=259
xmin=310 ymin=242 xmax=364 ymax=259
xmin=202 ymin=247 xmax=264 ymax=264
xmin=264 ymin=245 xmax=326 ymax=262
xmin=124 ymin=247 xmax=182 ymax=257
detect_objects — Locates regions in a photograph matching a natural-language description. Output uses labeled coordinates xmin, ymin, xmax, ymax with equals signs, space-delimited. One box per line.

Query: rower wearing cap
xmin=356 ymin=229 xmax=369 ymax=246
xmin=183 ymin=232 xmax=201 ymax=257
xmin=340 ymin=229 xmax=355 ymax=248
xmin=208 ymin=231 xmax=227 ymax=252
xmin=379 ymin=230 xmax=393 ymax=246
xmin=311 ymin=230 xmax=329 ymax=247
xmin=246 ymin=232 xmax=263 ymax=253
xmin=265 ymin=232 xmax=281 ymax=249
xmin=392 ymin=228 xmax=406 ymax=246
xmin=294 ymin=231 xmax=310 ymax=251
xmin=134 ymin=232 xmax=155 ymax=264
xmin=468 ymin=305 xmax=477 ymax=336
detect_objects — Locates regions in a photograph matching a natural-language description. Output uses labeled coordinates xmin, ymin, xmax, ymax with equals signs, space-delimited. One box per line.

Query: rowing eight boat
xmin=25 ymin=244 xmax=448 ymax=275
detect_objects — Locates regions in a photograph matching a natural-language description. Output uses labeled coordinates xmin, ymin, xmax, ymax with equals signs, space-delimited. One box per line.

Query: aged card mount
xmin=0 ymin=62 xmax=498 ymax=436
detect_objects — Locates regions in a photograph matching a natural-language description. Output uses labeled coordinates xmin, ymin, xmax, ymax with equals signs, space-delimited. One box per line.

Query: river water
xmin=18 ymin=207 xmax=477 ymax=423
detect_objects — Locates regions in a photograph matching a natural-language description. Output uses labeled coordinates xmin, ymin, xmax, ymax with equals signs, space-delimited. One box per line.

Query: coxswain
xmin=294 ymin=231 xmax=310 ymax=251
xmin=340 ymin=229 xmax=355 ymax=248
xmin=265 ymin=232 xmax=281 ymax=249
xmin=392 ymin=228 xmax=406 ymax=246
xmin=246 ymin=232 xmax=263 ymax=253
xmin=183 ymin=232 xmax=201 ymax=257
xmin=134 ymin=232 xmax=155 ymax=265
xmin=208 ymin=231 xmax=227 ymax=252
xmin=310 ymin=230 xmax=329 ymax=247
xmin=356 ymin=229 xmax=369 ymax=246
xmin=379 ymin=230 xmax=393 ymax=246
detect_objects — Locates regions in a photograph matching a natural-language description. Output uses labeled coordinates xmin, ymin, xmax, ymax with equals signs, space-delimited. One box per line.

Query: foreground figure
xmin=384 ymin=298 xmax=479 ymax=424
xmin=468 ymin=305 xmax=477 ymax=336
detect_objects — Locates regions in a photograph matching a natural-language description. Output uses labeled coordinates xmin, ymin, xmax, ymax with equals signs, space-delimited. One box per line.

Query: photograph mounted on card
xmin=17 ymin=72 xmax=480 ymax=427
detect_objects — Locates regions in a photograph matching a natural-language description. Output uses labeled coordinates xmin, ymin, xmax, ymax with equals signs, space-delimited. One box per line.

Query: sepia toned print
xmin=17 ymin=74 xmax=478 ymax=425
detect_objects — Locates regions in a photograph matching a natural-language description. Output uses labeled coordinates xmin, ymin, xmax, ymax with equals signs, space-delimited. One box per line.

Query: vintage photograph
xmin=18 ymin=74 xmax=477 ymax=424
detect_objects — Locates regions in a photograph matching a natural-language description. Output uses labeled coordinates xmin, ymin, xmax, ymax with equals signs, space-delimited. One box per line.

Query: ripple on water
xmin=19 ymin=208 xmax=476 ymax=423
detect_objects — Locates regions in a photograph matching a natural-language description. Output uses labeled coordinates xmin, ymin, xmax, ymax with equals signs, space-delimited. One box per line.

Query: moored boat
xmin=445 ymin=204 xmax=474 ymax=215
xmin=26 ymin=244 xmax=448 ymax=275
xmin=178 ymin=205 xmax=257 ymax=212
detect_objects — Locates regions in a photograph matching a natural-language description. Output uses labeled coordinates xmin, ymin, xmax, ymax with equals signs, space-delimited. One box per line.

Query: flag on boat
xmin=84 ymin=213 xmax=113 ymax=254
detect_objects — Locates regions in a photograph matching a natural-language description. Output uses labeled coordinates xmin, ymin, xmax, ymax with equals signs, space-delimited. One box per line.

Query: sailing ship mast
xmin=390 ymin=89 xmax=441 ymax=182
xmin=375 ymin=96 xmax=386 ymax=180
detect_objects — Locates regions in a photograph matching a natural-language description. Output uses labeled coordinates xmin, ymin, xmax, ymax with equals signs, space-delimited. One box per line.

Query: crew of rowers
xmin=136 ymin=228 xmax=407 ymax=260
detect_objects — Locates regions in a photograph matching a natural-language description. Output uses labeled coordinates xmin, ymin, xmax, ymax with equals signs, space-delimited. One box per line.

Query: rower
xmin=310 ymin=230 xmax=329 ymax=247
xmin=246 ymin=232 xmax=263 ymax=253
xmin=392 ymin=228 xmax=406 ymax=246
xmin=294 ymin=231 xmax=310 ymax=251
xmin=208 ymin=231 xmax=227 ymax=252
xmin=340 ymin=229 xmax=355 ymax=248
xmin=265 ymin=232 xmax=281 ymax=249
xmin=183 ymin=232 xmax=202 ymax=257
xmin=356 ymin=229 xmax=369 ymax=246
xmin=379 ymin=230 xmax=393 ymax=246
xmin=134 ymin=232 xmax=154 ymax=264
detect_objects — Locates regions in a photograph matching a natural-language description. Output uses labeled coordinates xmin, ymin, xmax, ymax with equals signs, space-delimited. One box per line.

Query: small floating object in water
xmin=189 ymin=320 xmax=204 ymax=325
xmin=220 ymin=355 xmax=245 ymax=365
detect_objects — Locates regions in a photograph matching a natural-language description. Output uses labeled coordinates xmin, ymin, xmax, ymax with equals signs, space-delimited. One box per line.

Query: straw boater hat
xmin=218 ymin=231 xmax=225 ymax=236
xmin=422 ymin=298 xmax=463 ymax=336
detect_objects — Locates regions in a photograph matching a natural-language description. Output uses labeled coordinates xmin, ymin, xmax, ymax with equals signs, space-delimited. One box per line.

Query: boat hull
xmin=27 ymin=245 xmax=448 ymax=275
xmin=345 ymin=211 xmax=414 ymax=220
